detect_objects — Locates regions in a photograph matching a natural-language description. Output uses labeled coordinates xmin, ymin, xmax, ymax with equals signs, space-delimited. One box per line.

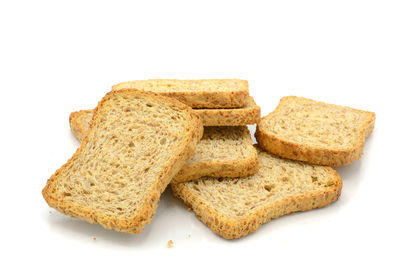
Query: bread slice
xmin=173 ymin=126 xmax=258 ymax=183
xmin=171 ymin=147 xmax=342 ymax=239
xmin=112 ymin=79 xmax=249 ymax=108
xmin=70 ymin=96 xmax=260 ymax=128
xmin=42 ymin=89 xmax=203 ymax=233
xmin=69 ymin=111 xmax=259 ymax=182
xmin=255 ymin=96 xmax=375 ymax=166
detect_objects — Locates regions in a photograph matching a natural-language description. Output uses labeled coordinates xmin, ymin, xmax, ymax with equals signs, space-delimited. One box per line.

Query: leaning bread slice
xmin=42 ymin=89 xmax=203 ymax=233
xmin=69 ymin=111 xmax=258 ymax=182
xmin=112 ymin=79 xmax=249 ymax=108
xmin=171 ymin=147 xmax=342 ymax=239
xmin=255 ymin=96 xmax=375 ymax=166
xmin=69 ymin=96 xmax=260 ymax=128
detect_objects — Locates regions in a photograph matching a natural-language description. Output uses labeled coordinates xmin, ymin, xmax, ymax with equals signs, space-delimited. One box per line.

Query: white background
xmin=1 ymin=0 xmax=399 ymax=266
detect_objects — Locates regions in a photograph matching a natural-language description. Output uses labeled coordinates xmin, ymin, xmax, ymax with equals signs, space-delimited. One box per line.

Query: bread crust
xmin=43 ymin=89 xmax=203 ymax=233
xmin=172 ymin=156 xmax=259 ymax=183
xmin=70 ymin=96 xmax=260 ymax=129
xmin=255 ymin=96 xmax=376 ymax=166
xmin=195 ymin=96 xmax=260 ymax=126
xmin=69 ymin=112 xmax=259 ymax=182
xmin=112 ymin=79 xmax=249 ymax=109
xmin=171 ymin=150 xmax=343 ymax=239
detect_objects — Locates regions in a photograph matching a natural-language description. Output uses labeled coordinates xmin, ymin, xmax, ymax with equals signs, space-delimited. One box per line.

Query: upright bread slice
xmin=171 ymin=147 xmax=342 ymax=239
xmin=69 ymin=96 xmax=260 ymax=128
xmin=255 ymin=96 xmax=375 ymax=166
xmin=42 ymin=90 xmax=203 ymax=233
xmin=112 ymin=79 xmax=249 ymax=108
xmin=69 ymin=111 xmax=258 ymax=182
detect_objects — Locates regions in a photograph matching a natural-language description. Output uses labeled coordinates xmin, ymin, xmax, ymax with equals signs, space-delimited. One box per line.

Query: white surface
xmin=0 ymin=0 xmax=399 ymax=266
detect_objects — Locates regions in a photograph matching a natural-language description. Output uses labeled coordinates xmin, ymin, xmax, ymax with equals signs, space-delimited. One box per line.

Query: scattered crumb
xmin=93 ymin=237 xmax=97 ymax=241
xmin=188 ymin=234 xmax=191 ymax=238
xmin=49 ymin=211 xmax=52 ymax=215
xmin=167 ymin=240 xmax=174 ymax=248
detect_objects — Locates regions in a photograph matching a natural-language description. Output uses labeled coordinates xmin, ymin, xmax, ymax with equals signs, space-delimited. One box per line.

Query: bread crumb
xmin=49 ymin=211 xmax=52 ymax=215
xmin=167 ymin=240 xmax=174 ymax=248
xmin=93 ymin=237 xmax=96 ymax=241
xmin=188 ymin=234 xmax=191 ymax=238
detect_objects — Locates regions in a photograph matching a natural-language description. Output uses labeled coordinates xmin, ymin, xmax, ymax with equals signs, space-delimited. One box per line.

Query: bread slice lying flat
xmin=171 ymin=147 xmax=342 ymax=239
xmin=70 ymin=96 xmax=260 ymax=129
xmin=173 ymin=126 xmax=258 ymax=183
xmin=112 ymin=79 xmax=249 ymax=108
xmin=43 ymin=90 xmax=203 ymax=233
xmin=255 ymin=96 xmax=375 ymax=166
xmin=69 ymin=111 xmax=258 ymax=182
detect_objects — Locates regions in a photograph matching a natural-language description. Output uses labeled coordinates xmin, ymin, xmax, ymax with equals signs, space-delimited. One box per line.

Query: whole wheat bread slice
xmin=171 ymin=147 xmax=342 ymax=239
xmin=42 ymin=89 xmax=203 ymax=233
xmin=69 ymin=111 xmax=258 ymax=182
xmin=70 ymin=96 xmax=260 ymax=128
xmin=255 ymin=96 xmax=375 ymax=166
xmin=112 ymin=79 xmax=249 ymax=108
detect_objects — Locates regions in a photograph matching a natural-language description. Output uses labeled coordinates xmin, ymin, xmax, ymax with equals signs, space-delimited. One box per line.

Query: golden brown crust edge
xmin=112 ymin=79 xmax=249 ymax=109
xmin=43 ymin=89 xmax=203 ymax=234
xmin=171 ymin=167 xmax=342 ymax=239
xmin=255 ymin=96 xmax=376 ymax=166
xmin=69 ymin=96 xmax=260 ymax=129
xmin=172 ymin=148 xmax=259 ymax=183
xmin=195 ymin=96 xmax=261 ymax=126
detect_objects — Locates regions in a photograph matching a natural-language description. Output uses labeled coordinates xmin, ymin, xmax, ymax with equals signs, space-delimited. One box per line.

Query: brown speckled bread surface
xmin=69 ymin=111 xmax=258 ymax=182
xmin=171 ymin=147 xmax=342 ymax=239
xmin=256 ymin=96 xmax=375 ymax=166
xmin=43 ymin=89 xmax=203 ymax=233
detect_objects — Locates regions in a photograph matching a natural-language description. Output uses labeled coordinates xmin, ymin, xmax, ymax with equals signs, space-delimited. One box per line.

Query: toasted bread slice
xmin=255 ymin=96 xmax=375 ymax=166
xmin=42 ymin=90 xmax=203 ymax=233
xmin=173 ymin=126 xmax=258 ymax=183
xmin=171 ymin=147 xmax=342 ymax=239
xmin=70 ymin=96 xmax=260 ymax=128
xmin=69 ymin=111 xmax=258 ymax=182
xmin=112 ymin=79 xmax=249 ymax=108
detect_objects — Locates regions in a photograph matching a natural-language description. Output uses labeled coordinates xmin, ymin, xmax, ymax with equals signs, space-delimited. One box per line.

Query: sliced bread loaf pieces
xmin=255 ymin=96 xmax=375 ymax=166
xmin=69 ymin=111 xmax=259 ymax=182
xmin=171 ymin=147 xmax=342 ymax=239
xmin=70 ymin=96 xmax=260 ymax=128
xmin=112 ymin=79 xmax=249 ymax=108
xmin=42 ymin=90 xmax=203 ymax=233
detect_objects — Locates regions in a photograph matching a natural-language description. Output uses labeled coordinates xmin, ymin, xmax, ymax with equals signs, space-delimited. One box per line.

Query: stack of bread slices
xmin=42 ymin=80 xmax=375 ymax=239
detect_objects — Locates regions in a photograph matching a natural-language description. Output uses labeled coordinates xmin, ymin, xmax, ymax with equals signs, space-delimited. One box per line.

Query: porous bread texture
xmin=43 ymin=89 xmax=203 ymax=233
xmin=69 ymin=111 xmax=258 ymax=182
xmin=112 ymin=79 xmax=249 ymax=108
xmin=255 ymin=96 xmax=375 ymax=166
xmin=69 ymin=110 xmax=91 ymax=141
xmin=171 ymin=147 xmax=342 ymax=239
xmin=69 ymin=97 xmax=260 ymax=128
